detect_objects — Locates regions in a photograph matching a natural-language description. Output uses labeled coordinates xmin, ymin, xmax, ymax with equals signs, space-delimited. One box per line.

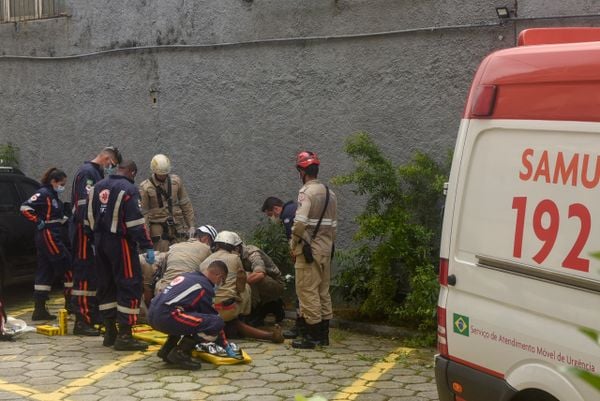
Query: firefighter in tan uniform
xmin=201 ymin=231 xmax=283 ymax=343
xmin=289 ymin=151 xmax=337 ymax=349
xmin=154 ymin=225 xmax=217 ymax=294
xmin=139 ymin=154 xmax=196 ymax=252
xmin=242 ymin=244 xmax=285 ymax=326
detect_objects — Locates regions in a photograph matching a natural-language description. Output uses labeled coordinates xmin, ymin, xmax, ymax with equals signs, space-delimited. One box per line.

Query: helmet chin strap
xmin=300 ymin=171 xmax=307 ymax=184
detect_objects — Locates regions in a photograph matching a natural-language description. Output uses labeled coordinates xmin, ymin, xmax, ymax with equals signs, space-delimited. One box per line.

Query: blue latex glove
xmin=224 ymin=344 xmax=237 ymax=358
xmin=145 ymin=249 xmax=155 ymax=265
xmin=36 ymin=220 xmax=45 ymax=230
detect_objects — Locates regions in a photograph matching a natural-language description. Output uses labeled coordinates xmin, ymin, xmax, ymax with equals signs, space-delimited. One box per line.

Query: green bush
xmin=245 ymin=219 xmax=294 ymax=276
xmin=333 ymin=132 xmax=449 ymax=332
xmin=0 ymin=143 xmax=19 ymax=167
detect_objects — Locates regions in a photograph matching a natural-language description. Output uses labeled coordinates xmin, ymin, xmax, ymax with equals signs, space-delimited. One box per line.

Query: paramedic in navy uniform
xmin=87 ymin=160 xmax=155 ymax=351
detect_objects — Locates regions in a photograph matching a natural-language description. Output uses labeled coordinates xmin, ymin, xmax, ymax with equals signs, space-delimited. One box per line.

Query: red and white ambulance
xmin=435 ymin=28 xmax=600 ymax=401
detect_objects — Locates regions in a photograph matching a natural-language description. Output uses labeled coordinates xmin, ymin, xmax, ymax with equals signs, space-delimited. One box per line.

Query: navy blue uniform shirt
xmin=280 ymin=200 xmax=297 ymax=240
xmin=88 ymin=175 xmax=152 ymax=249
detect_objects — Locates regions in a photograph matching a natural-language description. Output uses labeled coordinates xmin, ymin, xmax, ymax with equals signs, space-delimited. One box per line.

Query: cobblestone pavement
xmin=0 ymin=293 xmax=439 ymax=401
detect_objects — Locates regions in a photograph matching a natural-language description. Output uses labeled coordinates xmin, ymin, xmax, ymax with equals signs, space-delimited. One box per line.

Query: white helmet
xmin=150 ymin=154 xmax=171 ymax=175
xmin=196 ymin=225 xmax=218 ymax=241
xmin=214 ymin=231 xmax=242 ymax=247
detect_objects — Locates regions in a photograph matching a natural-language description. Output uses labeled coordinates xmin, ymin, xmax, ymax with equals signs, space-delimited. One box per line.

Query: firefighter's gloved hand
xmin=36 ymin=220 xmax=45 ymax=230
xmin=145 ymin=249 xmax=156 ymax=265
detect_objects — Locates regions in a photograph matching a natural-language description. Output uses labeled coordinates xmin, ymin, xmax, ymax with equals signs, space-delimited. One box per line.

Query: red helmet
xmin=296 ymin=151 xmax=320 ymax=169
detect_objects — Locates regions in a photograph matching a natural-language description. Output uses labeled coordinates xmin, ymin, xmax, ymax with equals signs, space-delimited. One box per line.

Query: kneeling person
xmin=148 ymin=260 xmax=229 ymax=370
xmin=242 ymin=244 xmax=285 ymax=325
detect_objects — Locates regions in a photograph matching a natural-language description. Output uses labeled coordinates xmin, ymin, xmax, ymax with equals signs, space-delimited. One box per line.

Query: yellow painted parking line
xmin=334 ymin=346 xmax=415 ymax=400
xmin=0 ymin=346 xmax=159 ymax=401
xmin=9 ymin=306 xmax=34 ymax=318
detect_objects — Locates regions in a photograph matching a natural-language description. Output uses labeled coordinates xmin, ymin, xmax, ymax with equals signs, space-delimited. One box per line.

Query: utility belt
xmin=150 ymin=219 xmax=187 ymax=244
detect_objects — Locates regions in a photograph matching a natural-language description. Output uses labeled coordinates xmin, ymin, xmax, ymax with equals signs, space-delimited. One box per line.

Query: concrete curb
xmin=284 ymin=310 xmax=419 ymax=339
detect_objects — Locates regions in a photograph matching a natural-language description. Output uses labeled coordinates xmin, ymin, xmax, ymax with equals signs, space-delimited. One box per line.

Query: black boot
xmin=64 ymin=294 xmax=73 ymax=314
xmin=273 ymin=299 xmax=286 ymax=323
xmin=32 ymin=300 xmax=56 ymax=321
xmin=73 ymin=318 xmax=100 ymax=336
xmin=321 ymin=320 xmax=330 ymax=346
xmin=157 ymin=335 xmax=181 ymax=362
xmin=246 ymin=305 xmax=266 ymax=327
xmin=166 ymin=336 xmax=202 ymax=370
xmin=291 ymin=322 xmax=322 ymax=349
xmin=102 ymin=319 xmax=118 ymax=347
xmin=283 ymin=317 xmax=305 ymax=339
xmin=113 ymin=324 xmax=148 ymax=351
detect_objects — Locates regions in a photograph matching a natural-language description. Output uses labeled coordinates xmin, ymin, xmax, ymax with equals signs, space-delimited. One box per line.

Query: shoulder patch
xmin=170 ymin=276 xmax=185 ymax=286
xmin=29 ymin=193 xmax=40 ymax=202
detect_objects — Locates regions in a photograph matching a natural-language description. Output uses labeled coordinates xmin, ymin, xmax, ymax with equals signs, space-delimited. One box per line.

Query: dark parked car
xmin=0 ymin=167 xmax=72 ymax=291
xmin=0 ymin=166 xmax=40 ymax=290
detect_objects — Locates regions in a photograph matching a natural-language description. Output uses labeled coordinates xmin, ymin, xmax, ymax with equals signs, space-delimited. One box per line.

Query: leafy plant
xmin=0 ymin=143 xmax=19 ymax=167
xmin=560 ymin=327 xmax=600 ymax=391
xmin=246 ymin=219 xmax=294 ymax=276
xmin=332 ymin=132 xmax=449 ymax=332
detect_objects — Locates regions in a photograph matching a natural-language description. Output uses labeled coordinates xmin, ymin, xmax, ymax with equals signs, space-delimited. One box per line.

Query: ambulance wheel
xmin=513 ymin=389 xmax=559 ymax=401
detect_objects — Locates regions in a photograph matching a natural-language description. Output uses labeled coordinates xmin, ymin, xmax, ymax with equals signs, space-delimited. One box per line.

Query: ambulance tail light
xmin=437 ymin=306 xmax=448 ymax=356
xmin=471 ymin=84 xmax=497 ymax=117
xmin=439 ymin=258 xmax=449 ymax=286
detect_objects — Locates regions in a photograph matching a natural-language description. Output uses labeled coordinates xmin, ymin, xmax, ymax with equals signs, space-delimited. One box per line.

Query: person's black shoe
xmin=321 ymin=320 xmax=330 ymax=346
xmin=32 ymin=300 xmax=56 ymax=321
xmin=166 ymin=347 xmax=202 ymax=370
xmin=157 ymin=335 xmax=181 ymax=362
xmin=291 ymin=323 xmax=322 ymax=349
xmin=283 ymin=317 xmax=305 ymax=339
xmin=73 ymin=320 xmax=100 ymax=336
xmin=273 ymin=299 xmax=286 ymax=323
xmin=113 ymin=334 xmax=148 ymax=351
xmin=102 ymin=319 xmax=117 ymax=347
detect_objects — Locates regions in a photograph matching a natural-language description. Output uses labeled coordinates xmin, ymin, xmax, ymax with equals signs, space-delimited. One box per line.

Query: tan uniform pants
xmin=250 ymin=275 xmax=284 ymax=308
xmin=295 ymin=253 xmax=333 ymax=325
xmin=149 ymin=223 xmax=187 ymax=252
xmin=214 ymin=284 xmax=252 ymax=322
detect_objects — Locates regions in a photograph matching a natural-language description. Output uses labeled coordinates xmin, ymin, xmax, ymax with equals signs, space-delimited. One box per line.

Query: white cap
xmin=214 ymin=231 xmax=242 ymax=247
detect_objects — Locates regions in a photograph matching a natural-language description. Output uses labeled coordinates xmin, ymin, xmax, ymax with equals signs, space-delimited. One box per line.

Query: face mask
xmin=56 ymin=185 xmax=65 ymax=194
xmin=104 ymin=165 xmax=117 ymax=176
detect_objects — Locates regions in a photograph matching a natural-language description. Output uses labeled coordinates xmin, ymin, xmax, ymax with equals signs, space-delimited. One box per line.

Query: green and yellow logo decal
xmin=453 ymin=313 xmax=469 ymax=337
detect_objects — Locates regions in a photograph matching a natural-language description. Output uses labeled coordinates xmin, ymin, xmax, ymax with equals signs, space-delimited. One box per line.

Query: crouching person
xmin=148 ymin=260 xmax=229 ymax=370
xmin=204 ymin=231 xmax=283 ymax=343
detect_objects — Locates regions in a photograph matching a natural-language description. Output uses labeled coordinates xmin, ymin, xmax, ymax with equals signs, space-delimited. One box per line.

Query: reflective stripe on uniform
xmin=46 ymin=218 xmax=67 ymax=224
xmin=87 ymin=187 xmax=95 ymax=229
xmin=34 ymin=284 xmax=52 ymax=291
xmin=125 ymin=217 xmax=145 ymax=228
xmin=20 ymin=205 xmax=34 ymax=212
xmin=164 ymin=283 xmax=203 ymax=306
xmin=77 ymin=199 xmax=87 ymax=206
xmin=110 ymin=190 xmax=126 ymax=234
xmin=294 ymin=216 xmax=337 ymax=227
xmin=71 ymin=289 xmax=97 ymax=296
xmin=99 ymin=302 xmax=117 ymax=311
xmin=117 ymin=304 xmax=140 ymax=315
xmin=63 ymin=282 xmax=73 ymax=288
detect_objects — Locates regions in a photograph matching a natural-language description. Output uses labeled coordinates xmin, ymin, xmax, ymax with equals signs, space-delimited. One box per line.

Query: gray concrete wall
xmin=1 ymin=0 xmax=599 ymax=249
